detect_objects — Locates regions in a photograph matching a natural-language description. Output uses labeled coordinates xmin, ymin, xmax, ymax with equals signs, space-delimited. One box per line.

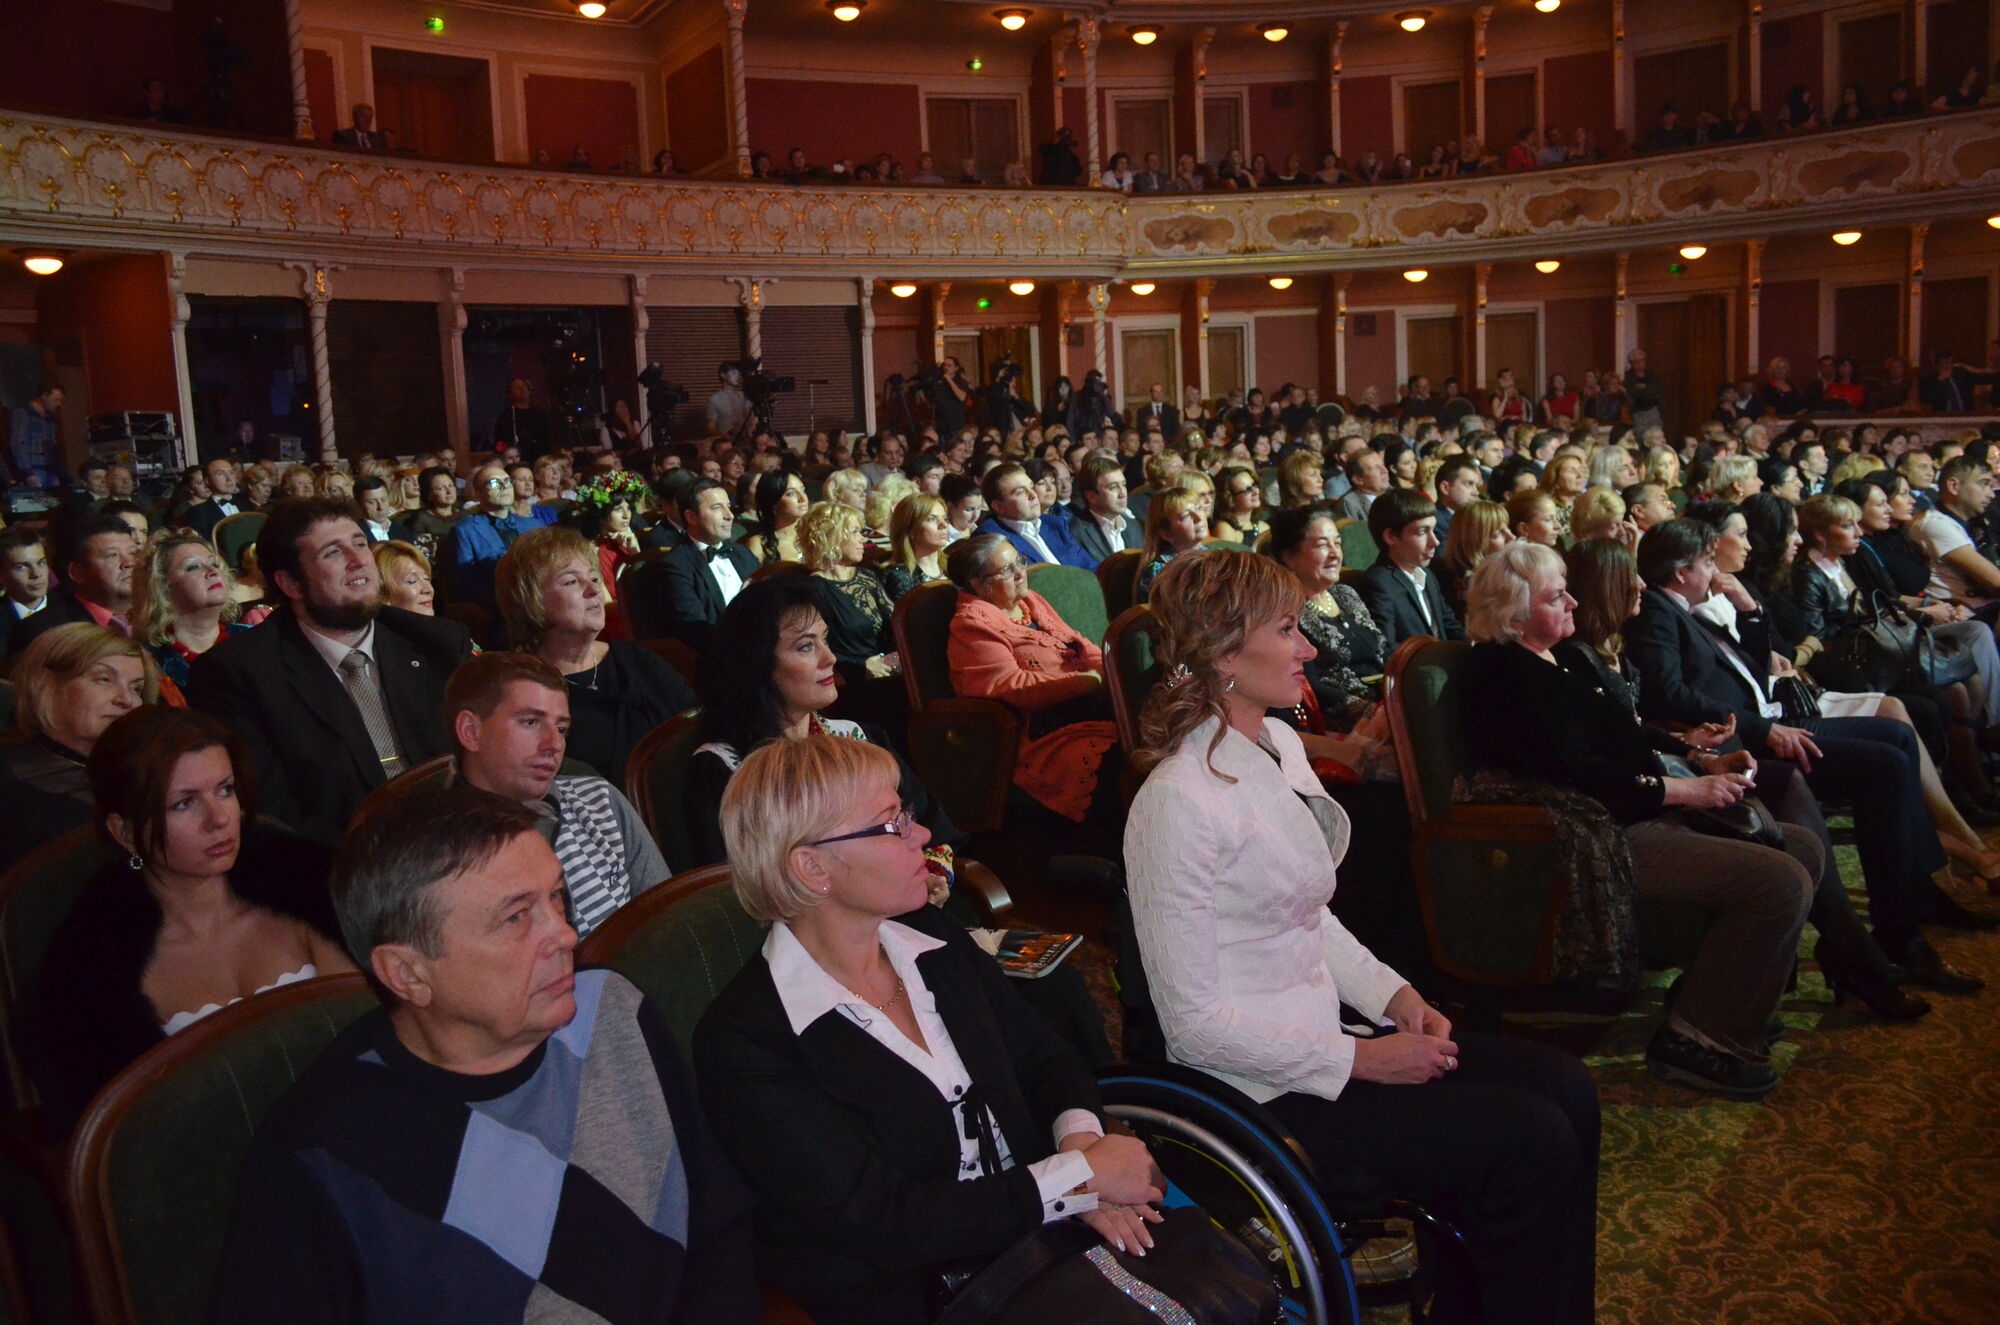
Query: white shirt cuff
xmin=1026 ymin=1150 xmax=1098 ymax=1223
xmin=1051 ymin=1109 xmax=1103 ymax=1149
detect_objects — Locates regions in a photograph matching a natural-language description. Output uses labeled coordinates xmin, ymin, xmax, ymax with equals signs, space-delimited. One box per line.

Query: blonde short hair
xmin=494 ymin=524 xmax=601 ymax=649
xmin=722 ymin=732 xmax=901 ymax=924
xmin=132 ymin=531 xmax=240 ymax=647
xmin=1464 ymin=539 xmax=1564 ymax=644
xmin=823 ymin=468 xmax=869 ymax=508
xmin=1707 ymin=455 xmax=1758 ymax=499
xmin=14 ymin=622 xmax=159 ymax=739
xmin=866 ymin=474 xmax=917 ymax=531
xmin=1569 ymin=487 xmax=1627 ymax=542
xmin=372 ymin=539 xmax=432 ymax=594
xmin=796 ymin=500 xmax=862 ymax=571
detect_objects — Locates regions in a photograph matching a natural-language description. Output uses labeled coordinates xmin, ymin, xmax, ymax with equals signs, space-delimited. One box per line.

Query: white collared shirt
xmin=693 ymin=539 xmax=745 ymax=606
xmin=1398 ymin=564 xmax=1434 ymax=630
xmin=1809 ymin=551 xmax=1856 ymax=600
xmin=301 ymin=617 xmax=377 ymax=683
xmin=998 ymin=516 xmax=1057 ymax=564
xmin=763 ymin=920 xmax=1100 ymax=1222
xmin=8 ymin=596 xmax=45 ymax=620
xmin=1091 ymin=507 xmax=1131 ymax=546
xmin=1677 ymin=589 xmax=1783 ymax=720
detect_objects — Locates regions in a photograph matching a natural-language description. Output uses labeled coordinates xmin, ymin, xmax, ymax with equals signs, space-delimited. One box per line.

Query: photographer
xmin=1068 ymin=369 xmax=1123 ymax=440
xmin=929 ymin=356 xmax=971 ymax=435
xmin=707 ymin=362 xmax=751 ymax=441
xmin=986 ymin=352 xmax=1036 ymax=434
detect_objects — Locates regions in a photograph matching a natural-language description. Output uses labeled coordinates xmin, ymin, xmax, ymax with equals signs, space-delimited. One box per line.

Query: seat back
xmin=0 ymin=680 xmax=12 ymax=731
xmin=620 ymin=550 xmax=679 ymax=641
xmin=68 ymin=973 xmax=379 ymax=1325
xmin=574 ymin=864 xmax=764 ymax=1061
xmin=1096 ymin=549 xmax=1143 ymax=625
xmin=623 ymin=709 xmax=706 ymax=875
xmin=1025 ymin=564 xmax=1107 ymax=644
xmin=891 ymin=579 xmax=963 ymax=709
xmin=0 ymin=826 xmax=117 ymax=1107
xmin=1384 ymin=636 xmax=1465 ymax=827
xmin=1336 ymin=518 xmax=1378 ymax=572
xmin=208 ymin=513 xmax=265 ymax=571
xmin=1103 ymin=604 xmax=1160 ymax=754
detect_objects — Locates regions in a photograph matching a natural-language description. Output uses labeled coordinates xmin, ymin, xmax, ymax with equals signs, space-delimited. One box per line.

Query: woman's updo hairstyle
xmin=1135 ymin=549 xmax=1305 ymax=779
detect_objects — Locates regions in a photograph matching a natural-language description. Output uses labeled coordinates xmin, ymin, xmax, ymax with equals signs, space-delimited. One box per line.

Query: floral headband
xmin=572 ymin=470 xmax=652 ymax=512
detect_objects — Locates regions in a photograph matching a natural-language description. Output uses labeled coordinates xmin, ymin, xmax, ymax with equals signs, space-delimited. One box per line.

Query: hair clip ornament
xmin=1165 ymin=663 xmax=1191 ymax=688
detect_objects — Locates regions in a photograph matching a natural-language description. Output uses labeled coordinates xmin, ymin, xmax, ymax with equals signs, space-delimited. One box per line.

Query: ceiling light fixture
xmin=1989 ymin=214 xmax=2000 ymax=229
xmin=1535 ymin=0 xmax=1561 ymax=12
xmin=22 ymin=254 xmax=62 ymax=276
xmin=827 ymin=0 xmax=864 ymax=20
xmin=1403 ymin=268 xmax=1428 ymax=282
xmin=1130 ymin=282 xmax=1156 ymax=295
xmin=576 ymin=1 xmax=606 ymax=16
xmin=1535 ymin=259 xmax=1561 ymax=273
xmin=1268 ymin=276 xmax=1294 ymax=290
xmin=1009 ymin=280 xmax=1037 ymax=295
xmin=1678 ymin=244 xmax=1707 ymax=260
xmin=995 ymin=8 xmax=1030 ymax=30
xmin=1831 ymin=230 xmax=1862 ymax=245
xmin=889 ymin=282 xmax=917 ymax=298
xmin=1131 ymin=26 xmax=1159 ymax=45
xmin=1397 ymin=10 xmax=1429 ymax=33
xmin=1261 ymin=24 xmax=1289 ymax=42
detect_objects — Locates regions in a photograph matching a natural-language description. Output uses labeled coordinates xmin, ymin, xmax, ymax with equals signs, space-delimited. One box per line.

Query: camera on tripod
xmin=734 ymin=356 xmax=796 ymax=402
xmin=990 ymin=349 xmax=1023 ymax=390
xmin=637 ymin=363 xmax=689 ymax=419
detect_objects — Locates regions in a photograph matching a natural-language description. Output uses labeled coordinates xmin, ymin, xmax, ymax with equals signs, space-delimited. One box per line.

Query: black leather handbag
xmin=1812 ymin=591 xmax=1922 ymax=693
xmin=932 ymin=1206 xmax=1279 ymax=1325
xmin=1657 ymin=755 xmax=1787 ymax=851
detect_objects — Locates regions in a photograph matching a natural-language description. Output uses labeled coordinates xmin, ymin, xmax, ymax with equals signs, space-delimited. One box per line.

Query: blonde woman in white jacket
xmin=1124 ymin=549 xmax=1599 ymax=1325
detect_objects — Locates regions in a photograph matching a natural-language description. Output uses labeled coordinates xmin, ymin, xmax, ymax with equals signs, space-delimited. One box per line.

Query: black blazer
xmin=1129 ymin=401 xmax=1179 ymax=441
xmin=6 ymin=588 xmax=98 ymax=659
xmin=1623 ymin=585 xmax=1777 ymax=749
xmin=632 ymin=540 xmax=759 ymax=653
xmin=1063 ymin=498 xmax=1140 ymax=566
xmin=693 ymin=905 xmax=1103 ymax=1325
xmin=186 ymin=497 xmax=243 ymax=540
xmin=1355 ymin=560 xmax=1464 ymax=650
xmin=185 ymin=605 xmax=474 ymax=845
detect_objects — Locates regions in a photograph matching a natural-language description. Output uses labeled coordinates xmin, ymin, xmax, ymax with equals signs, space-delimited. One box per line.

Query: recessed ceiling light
xmin=1268 ymin=276 xmax=1294 ymax=290
xmin=1403 ymin=269 xmax=1429 ymax=282
xmin=890 ymin=282 xmax=917 ymax=298
xmin=1131 ymin=26 xmax=1159 ymax=45
xmin=576 ymin=1 xmax=606 ymax=16
xmin=995 ymin=8 xmax=1030 ymax=30
xmin=1261 ymin=25 xmax=1289 ymax=42
xmin=1009 ymin=280 xmax=1036 ymax=295
xmin=1679 ymin=244 xmax=1707 ymax=260
xmin=827 ymin=0 xmax=864 ymax=20
xmin=22 ymin=254 xmax=62 ymax=276
xmin=1130 ymin=282 xmax=1156 ymax=295
xmin=1535 ymin=259 xmax=1561 ymax=274
xmin=1989 ymin=214 xmax=2000 ymax=229
xmin=1831 ymin=230 xmax=1862 ymax=245
xmin=1535 ymin=0 xmax=1561 ymax=12
xmin=1397 ymin=10 xmax=1429 ymax=33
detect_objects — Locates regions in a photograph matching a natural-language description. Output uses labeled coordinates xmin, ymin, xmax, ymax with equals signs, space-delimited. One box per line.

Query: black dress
xmin=881 ymin=563 xmax=941 ymax=603
xmin=1299 ymin=585 xmax=1387 ymax=729
xmin=0 ymin=738 xmax=94 ymax=871
xmin=561 ymin=639 xmax=698 ymax=786
xmin=809 ymin=572 xmax=895 ymax=675
xmin=1864 ymin=527 xmax=1931 ymax=597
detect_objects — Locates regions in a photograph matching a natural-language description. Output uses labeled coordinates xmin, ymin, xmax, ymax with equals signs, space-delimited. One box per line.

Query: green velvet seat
xmin=68 ymin=973 xmax=379 ymax=1325
xmin=574 ymin=865 xmax=763 ymax=1060
xmin=1095 ymin=548 xmax=1143 ymax=625
xmin=0 ymin=826 xmax=117 ymax=1109
xmin=624 ymin=709 xmax=707 ymax=875
xmin=1103 ymin=604 xmax=1159 ymax=756
xmin=208 ymin=512 xmax=264 ymax=572
xmin=891 ymin=581 xmax=1020 ymax=834
xmin=1336 ymin=517 xmax=1378 ymax=573
xmin=1025 ymin=563 xmax=1107 ymax=645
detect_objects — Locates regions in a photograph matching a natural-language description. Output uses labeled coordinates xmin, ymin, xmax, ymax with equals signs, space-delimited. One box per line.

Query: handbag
xmin=1812 ymin=591 xmax=1923 ymax=693
xmin=932 ymin=1205 xmax=1279 ymax=1325
xmin=1771 ymin=674 xmax=1822 ymax=722
xmin=1918 ymin=622 xmax=1979 ymax=687
xmin=1657 ymin=755 xmax=1787 ymax=851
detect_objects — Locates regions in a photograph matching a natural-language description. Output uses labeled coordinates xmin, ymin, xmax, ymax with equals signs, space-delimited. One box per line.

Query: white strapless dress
xmin=160 ymin=965 xmax=318 ymax=1036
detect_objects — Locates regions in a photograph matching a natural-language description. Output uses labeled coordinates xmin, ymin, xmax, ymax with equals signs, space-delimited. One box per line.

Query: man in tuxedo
xmin=631 ymin=478 xmax=757 ymax=652
xmin=974 ymin=462 xmax=1096 ymax=569
xmin=1918 ymin=348 xmax=2000 ymax=413
xmin=186 ymin=497 xmax=474 ymax=845
xmin=1356 ymin=489 xmax=1463 ymax=650
xmin=330 ymin=104 xmax=387 ymax=150
xmin=186 ymin=458 xmax=244 ymax=540
xmin=1066 ymin=456 xmax=1141 ymax=566
xmin=1130 ymin=382 xmax=1179 ymax=443
xmin=7 ymin=514 xmax=138 ymax=656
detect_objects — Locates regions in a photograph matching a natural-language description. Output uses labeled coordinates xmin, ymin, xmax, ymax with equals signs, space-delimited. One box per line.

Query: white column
xmin=1474 ymin=262 xmax=1492 ymax=389
xmin=288 ymin=261 xmax=338 ymax=461
xmin=858 ymin=278 xmax=879 ymax=434
xmin=733 ymin=276 xmax=765 ymax=359
xmin=1744 ymin=239 xmax=1764 ymax=376
xmin=1614 ymin=250 xmax=1633 ymax=366
xmin=1334 ymin=273 xmax=1351 ymax=396
xmin=629 ymin=274 xmax=650 ymax=434
xmin=1745 ymin=1 xmax=1764 ymax=117
xmin=1912 ymin=0 xmax=1930 ymax=100
xmin=1472 ymin=6 xmax=1493 ymax=147
xmin=1049 ymin=32 xmax=1069 ymax=139
xmin=1191 ymin=28 xmax=1214 ymax=167
xmin=1328 ymin=24 xmax=1347 ymax=159
xmin=285 ymin=0 xmax=314 ymax=140
xmin=166 ymin=252 xmax=196 ymax=469
xmin=1612 ymin=0 xmax=1632 ymax=146
xmin=725 ymin=0 xmax=752 ymax=178
xmin=1194 ymin=277 xmax=1213 ymax=395
xmin=440 ymin=267 xmax=470 ymax=453
xmin=931 ymin=281 xmax=950 ymax=363
xmin=1079 ymin=19 xmax=1102 ymax=185
xmin=1089 ymin=281 xmax=1110 ymax=381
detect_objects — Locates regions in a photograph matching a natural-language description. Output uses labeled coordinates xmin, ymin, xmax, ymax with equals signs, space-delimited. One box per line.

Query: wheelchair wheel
xmin=1100 ymin=1073 xmax=1362 ymax=1325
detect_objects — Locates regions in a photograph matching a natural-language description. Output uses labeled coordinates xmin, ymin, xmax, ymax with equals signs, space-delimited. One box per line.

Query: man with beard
xmin=189 ymin=497 xmax=475 ymax=845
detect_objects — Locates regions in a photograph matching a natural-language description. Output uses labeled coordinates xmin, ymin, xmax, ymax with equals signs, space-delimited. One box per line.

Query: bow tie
xmin=702 ymin=544 xmax=728 ymax=562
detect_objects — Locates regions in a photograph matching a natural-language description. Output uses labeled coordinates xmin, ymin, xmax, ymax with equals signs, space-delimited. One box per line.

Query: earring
xmin=127 ymin=853 xmax=144 ymax=871
xmin=1223 ymin=676 xmax=1236 ymax=694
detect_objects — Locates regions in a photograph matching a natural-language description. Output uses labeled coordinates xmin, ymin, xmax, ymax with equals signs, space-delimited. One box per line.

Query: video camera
xmin=637 ymin=363 xmax=689 ymax=420
xmin=732 ymin=355 xmax=795 ymax=403
xmin=990 ymin=349 xmax=1023 ymax=390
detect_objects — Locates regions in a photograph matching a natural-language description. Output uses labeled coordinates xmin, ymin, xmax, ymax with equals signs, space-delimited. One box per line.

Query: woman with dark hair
xmin=390 ymin=465 xmax=464 ymax=565
xmin=1931 ymin=64 xmax=1985 ymax=111
xmin=1883 ymin=80 xmax=1920 ymax=117
xmin=1266 ymin=506 xmax=1386 ymax=728
xmin=1042 ymin=375 xmax=1075 ymax=434
xmin=1775 ymin=84 xmax=1824 ymax=133
xmin=23 ymin=706 xmax=353 ymax=1123
xmin=1831 ymin=82 xmax=1874 ymax=125
xmin=572 ymin=472 xmax=650 ymax=638
xmin=744 ymin=469 xmax=808 ymax=565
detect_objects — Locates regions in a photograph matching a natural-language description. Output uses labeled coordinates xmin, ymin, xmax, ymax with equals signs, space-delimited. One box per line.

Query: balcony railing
xmin=4 ymin=107 xmax=2000 ymax=274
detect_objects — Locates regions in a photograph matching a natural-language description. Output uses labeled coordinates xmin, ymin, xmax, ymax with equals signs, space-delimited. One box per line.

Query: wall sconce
xmin=1397 ymin=11 xmax=1429 ymax=33
xmin=1831 ymin=230 xmax=1862 ymax=245
xmin=22 ymin=254 xmax=63 ymax=276
xmin=1678 ymin=244 xmax=1707 ymax=260
xmin=1403 ymin=269 xmax=1429 ymax=282
xmin=1009 ymin=281 xmax=1037 ymax=295
xmin=995 ymin=8 xmax=1030 ymax=31
xmin=1131 ymin=26 xmax=1159 ymax=45
xmin=890 ymin=282 xmax=918 ymax=298
xmin=1535 ymin=259 xmax=1561 ymax=273
xmin=1130 ymin=282 xmax=1157 ymax=295
xmin=1268 ymin=276 xmax=1294 ymax=290
xmin=1261 ymin=25 xmax=1289 ymax=42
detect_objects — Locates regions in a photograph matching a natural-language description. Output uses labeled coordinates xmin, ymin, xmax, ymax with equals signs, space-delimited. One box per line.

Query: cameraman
xmin=1068 ymin=369 xmax=1123 ymax=440
xmin=986 ymin=355 xmax=1036 ymax=434
xmin=707 ymin=362 xmax=751 ymax=440
xmin=929 ymin=356 xmax=971 ymax=435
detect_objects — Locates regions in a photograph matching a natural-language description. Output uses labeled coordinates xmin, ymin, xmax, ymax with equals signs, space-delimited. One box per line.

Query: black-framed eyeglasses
xmin=808 ymin=807 xmax=915 ymax=847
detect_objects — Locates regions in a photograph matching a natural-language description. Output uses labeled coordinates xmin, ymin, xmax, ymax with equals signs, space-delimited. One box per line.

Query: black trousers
xmin=1789 ymin=715 xmax=1947 ymax=946
xmin=1265 ymin=1030 xmax=1599 ymax=1325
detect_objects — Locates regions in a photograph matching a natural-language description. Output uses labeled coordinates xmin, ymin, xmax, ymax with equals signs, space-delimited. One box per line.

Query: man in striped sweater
xmin=447 ymin=651 xmax=670 ymax=936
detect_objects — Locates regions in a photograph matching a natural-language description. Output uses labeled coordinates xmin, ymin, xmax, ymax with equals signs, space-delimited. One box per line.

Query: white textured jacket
xmin=1125 ymin=716 xmax=1409 ymax=1103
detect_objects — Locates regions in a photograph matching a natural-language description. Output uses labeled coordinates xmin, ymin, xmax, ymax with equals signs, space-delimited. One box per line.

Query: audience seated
xmin=882 ymin=492 xmax=949 ymax=601
xmin=694 ymin=734 xmax=1163 ymax=1325
xmin=8 ymin=513 xmax=139 ymax=657
xmin=132 ymin=531 xmax=251 ymax=689
xmin=184 ymin=459 xmax=245 ymax=540
xmin=444 ymin=650 xmax=666 ymax=936
xmin=389 ymin=465 xmax=463 ymax=565
xmin=632 ymin=477 xmax=758 ymax=653
xmin=744 ymin=469 xmax=808 ymax=565
xmin=1357 ymin=488 xmax=1466 ymax=649
xmin=372 ymin=539 xmax=436 ymax=614
xmin=493 ymin=525 xmax=697 ymax=785
xmin=1268 ymin=507 xmax=1387 ymax=733
xmin=798 ymin=501 xmax=899 ymax=684
xmin=213 ymin=784 xmax=759 ymax=1323
xmin=1133 ymin=488 xmax=1207 ymax=602
xmin=1066 ymin=455 xmax=1141 ymax=565
xmin=25 ymin=706 xmax=350 ymax=1123
xmin=0 ymin=623 xmax=156 ymax=868
xmin=1126 ymin=549 xmax=1598 ymax=1322
xmin=187 ymin=497 xmax=474 ymax=846
xmin=0 ymin=527 xmax=52 ymax=657
xmin=447 ymin=462 xmax=557 ymax=611
xmin=975 ymin=461 xmax=1096 ymax=570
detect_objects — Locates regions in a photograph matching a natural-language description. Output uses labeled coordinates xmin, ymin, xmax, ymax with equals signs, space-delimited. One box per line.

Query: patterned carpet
xmin=1057 ymin=836 xmax=2000 ymax=1325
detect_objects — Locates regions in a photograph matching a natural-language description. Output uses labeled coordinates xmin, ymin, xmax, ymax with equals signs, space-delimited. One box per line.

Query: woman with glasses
xmin=694 ymin=734 xmax=1165 ymax=1324
xmin=1211 ymin=464 xmax=1268 ymax=546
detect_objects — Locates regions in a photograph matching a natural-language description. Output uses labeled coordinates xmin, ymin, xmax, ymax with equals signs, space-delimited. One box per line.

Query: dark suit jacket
xmin=692 ymin=905 xmax=1103 ymax=1325
xmin=1063 ymin=498 xmax=1140 ymax=566
xmin=329 ymin=128 xmax=385 ymax=149
xmin=186 ymin=497 xmax=243 ymax=540
xmin=1129 ymin=400 xmax=1179 ymax=441
xmin=1623 ymin=585 xmax=1777 ymax=748
xmin=630 ymin=539 xmax=759 ymax=652
xmin=185 ymin=605 xmax=474 ymax=845
xmin=1918 ymin=366 xmax=1999 ymax=412
xmin=1355 ymin=560 xmax=1463 ymax=649
xmin=6 ymin=589 xmax=99 ymax=659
